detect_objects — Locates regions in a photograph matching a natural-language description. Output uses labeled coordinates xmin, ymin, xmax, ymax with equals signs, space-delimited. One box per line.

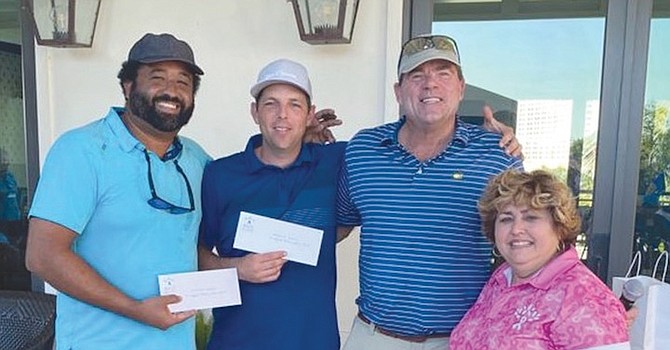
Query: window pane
xmin=433 ymin=9 xmax=606 ymax=262
xmin=634 ymin=11 xmax=670 ymax=279
xmin=1 ymin=23 xmax=31 ymax=290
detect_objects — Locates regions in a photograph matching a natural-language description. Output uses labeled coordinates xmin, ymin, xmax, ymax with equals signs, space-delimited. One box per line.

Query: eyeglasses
xmin=398 ymin=35 xmax=461 ymax=76
xmin=144 ymin=149 xmax=194 ymax=214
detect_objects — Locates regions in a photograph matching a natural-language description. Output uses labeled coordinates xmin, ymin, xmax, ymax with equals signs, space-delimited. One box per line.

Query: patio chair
xmin=0 ymin=290 xmax=56 ymax=350
xmin=0 ymin=242 xmax=31 ymax=290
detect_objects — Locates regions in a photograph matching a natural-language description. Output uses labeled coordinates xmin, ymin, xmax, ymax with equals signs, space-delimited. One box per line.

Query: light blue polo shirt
xmin=30 ymin=107 xmax=211 ymax=350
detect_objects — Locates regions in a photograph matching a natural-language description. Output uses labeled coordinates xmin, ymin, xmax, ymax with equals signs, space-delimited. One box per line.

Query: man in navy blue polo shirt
xmin=337 ymin=34 xmax=524 ymax=349
xmin=198 ymin=59 xmax=346 ymax=350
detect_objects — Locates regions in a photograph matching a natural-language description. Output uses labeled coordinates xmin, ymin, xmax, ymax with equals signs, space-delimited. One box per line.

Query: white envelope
xmin=158 ymin=268 xmax=241 ymax=313
xmin=233 ymin=211 xmax=324 ymax=266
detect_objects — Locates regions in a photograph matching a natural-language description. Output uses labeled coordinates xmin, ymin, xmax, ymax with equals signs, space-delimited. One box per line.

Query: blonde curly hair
xmin=478 ymin=169 xmax=581 ymax=247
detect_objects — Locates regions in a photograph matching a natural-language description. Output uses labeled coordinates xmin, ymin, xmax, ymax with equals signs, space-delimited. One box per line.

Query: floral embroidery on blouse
xmin=512 ymin=303 xmax=540 ymax=331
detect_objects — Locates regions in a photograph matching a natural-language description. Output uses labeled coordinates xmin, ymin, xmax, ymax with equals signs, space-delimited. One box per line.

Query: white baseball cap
xmin=250 ymin=59 xmax=312 ymax=100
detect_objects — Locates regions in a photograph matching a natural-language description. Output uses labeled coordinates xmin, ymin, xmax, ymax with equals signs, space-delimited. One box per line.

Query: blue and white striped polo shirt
xmin=337 ymin=117 xmax=523 ymax=336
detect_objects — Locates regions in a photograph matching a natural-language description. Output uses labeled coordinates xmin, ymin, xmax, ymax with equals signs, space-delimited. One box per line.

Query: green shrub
xmin=195 ymin=310 xmax=213 ymax=350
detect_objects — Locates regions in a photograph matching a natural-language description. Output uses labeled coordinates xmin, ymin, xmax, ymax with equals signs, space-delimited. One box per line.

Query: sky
xmin=432 ymin=18 xmax=670 ymax=137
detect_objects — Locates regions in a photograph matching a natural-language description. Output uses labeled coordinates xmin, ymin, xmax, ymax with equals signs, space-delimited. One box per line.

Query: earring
xmin=557 ymin=241 xmax=566 ymax=253
xmin=492 ymin=246 xmax=502 ymax=258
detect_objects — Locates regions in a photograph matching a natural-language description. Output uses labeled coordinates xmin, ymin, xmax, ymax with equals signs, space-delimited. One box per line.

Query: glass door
xmin=431 ymin=0 xmax=607 ymax=266
xmin=0 ymin=0 xmax=31 ymax=291
xmin=634 ymin=2 xmax=670 ymax=280
xmin=417 ymin=0 xmax=664 ymax=282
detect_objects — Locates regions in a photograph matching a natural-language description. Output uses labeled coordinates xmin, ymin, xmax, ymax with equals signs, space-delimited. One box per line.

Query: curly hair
xmin=478 ymin=169 xmax=581 ymax=247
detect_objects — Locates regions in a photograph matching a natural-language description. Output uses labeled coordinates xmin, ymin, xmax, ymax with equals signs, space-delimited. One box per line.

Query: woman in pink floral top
xmin=450 ymin=170 xmax=630 ymax=350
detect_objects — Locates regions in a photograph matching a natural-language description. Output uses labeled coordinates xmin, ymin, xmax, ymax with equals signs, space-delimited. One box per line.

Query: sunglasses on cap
xmin=397 ymin=35 xmax=461 ymax=77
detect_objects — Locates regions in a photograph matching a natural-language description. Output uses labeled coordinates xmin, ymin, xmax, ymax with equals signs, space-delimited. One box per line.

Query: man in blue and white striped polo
xmin=337 ymin=34 xmax=524 ymax=350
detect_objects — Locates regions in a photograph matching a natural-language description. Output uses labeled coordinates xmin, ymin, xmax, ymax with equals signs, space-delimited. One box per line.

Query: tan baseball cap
xmin=397 ymin=34 xmax=460 ymax=79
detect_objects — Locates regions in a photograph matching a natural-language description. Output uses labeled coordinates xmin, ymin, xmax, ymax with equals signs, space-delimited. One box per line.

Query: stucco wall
xmin=33 ymin=0 xmax=405 ymax=343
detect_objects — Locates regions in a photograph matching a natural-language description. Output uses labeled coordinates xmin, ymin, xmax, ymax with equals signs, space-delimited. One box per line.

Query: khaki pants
xmin=342 ymin=316 xmax=450 ymax=350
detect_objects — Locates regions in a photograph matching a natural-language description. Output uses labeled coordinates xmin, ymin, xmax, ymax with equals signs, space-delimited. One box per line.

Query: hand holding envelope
xmin=158 ymin=268 xmax=242 ymax=313
xmin=235 ymin=250 xmax=288 ymax=283
xmin=130 ymin=294 xmax=196 ymax=330
xmin=233 ymin=211 xmax=324 ymax=267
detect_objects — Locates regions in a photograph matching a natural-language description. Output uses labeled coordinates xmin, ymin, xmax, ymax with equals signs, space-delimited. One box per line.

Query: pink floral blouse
xmin=450 ymin=247 xmax=630 ymax=350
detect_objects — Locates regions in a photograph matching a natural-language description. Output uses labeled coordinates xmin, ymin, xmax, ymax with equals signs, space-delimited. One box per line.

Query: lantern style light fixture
xmin=287 ymin=0 xmax=360 ymax=45
xmin=23 ymin=0 xmax=101 ymax=48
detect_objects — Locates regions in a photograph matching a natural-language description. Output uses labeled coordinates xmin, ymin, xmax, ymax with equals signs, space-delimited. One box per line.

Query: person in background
xmin=25 ymin=33 xmax=210 ymax=350
xmin=337 ymin=34 xmax=524 ymax=349
xmin=0 ymin=147 xmax=21 ymax=245
xmin=198 ymin=58 xmax=346 ymax=350
xmin=450 ymin=169 xmax=629 ymax=349
xmin=0 ymin=146 xmax=29 ymax=290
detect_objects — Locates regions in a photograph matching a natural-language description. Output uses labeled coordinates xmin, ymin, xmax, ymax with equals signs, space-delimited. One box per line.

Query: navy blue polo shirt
xmin=200 ymin=134 xmax=345 ymax=350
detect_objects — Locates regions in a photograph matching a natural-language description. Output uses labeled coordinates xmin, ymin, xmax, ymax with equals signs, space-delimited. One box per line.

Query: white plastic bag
xmin=613 ymin=251 xmax=670 ymax=350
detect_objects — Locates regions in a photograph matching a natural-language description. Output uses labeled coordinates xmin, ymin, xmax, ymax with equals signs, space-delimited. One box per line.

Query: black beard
xmin=128 ymin=89 xmax=194 ymax=132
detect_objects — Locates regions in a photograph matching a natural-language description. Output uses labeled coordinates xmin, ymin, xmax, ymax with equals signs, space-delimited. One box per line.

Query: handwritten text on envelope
xmin=158 ymin=268 xmax=241 ymax=313
xmin=233 ymin=211 xmax=324 ymax=266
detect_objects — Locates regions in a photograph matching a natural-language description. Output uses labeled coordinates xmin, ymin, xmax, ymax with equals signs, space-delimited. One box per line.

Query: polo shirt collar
xmin=243 ymin=134 xmax=313 ymax=172
xmin=380 ymin=116 xmax=471 ymax=147
xmin=452 ymin=118 xmax=471 ymax=145
xmin=105 ymin=107 xmax=183 ymax=160
xmin=106 ymin=107 xmax=140 ymax=153
xmin=495 ymin=247 xmax=580 ymax=291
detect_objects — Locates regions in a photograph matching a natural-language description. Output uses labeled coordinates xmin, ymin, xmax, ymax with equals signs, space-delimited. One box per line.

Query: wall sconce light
xmin=23 ymin=0 xmax=101 ymax=48
xmin=287 ymin=0 xmax=360 ymax=45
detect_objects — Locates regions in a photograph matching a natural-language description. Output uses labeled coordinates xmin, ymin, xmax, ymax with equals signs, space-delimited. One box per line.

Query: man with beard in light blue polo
xmin=26 ymin=33 xmax=211 ymax=350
